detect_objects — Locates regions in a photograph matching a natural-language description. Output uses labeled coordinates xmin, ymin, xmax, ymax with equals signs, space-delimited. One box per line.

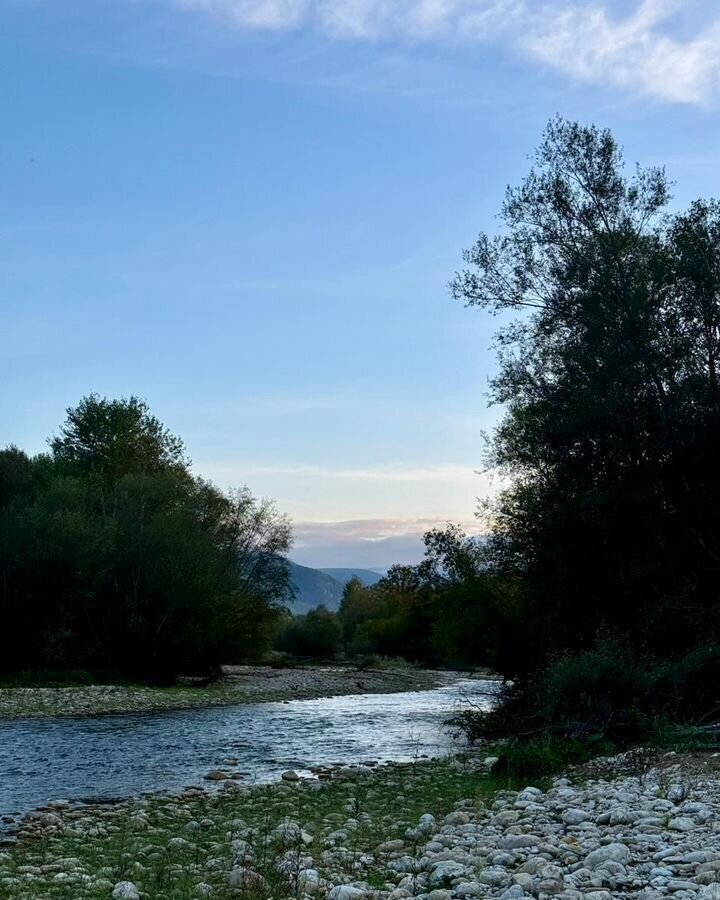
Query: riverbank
xmin=0 ymin=666 xmax=465 ymax=719
xmin=3 ymin=749 xmax=720 ymax=900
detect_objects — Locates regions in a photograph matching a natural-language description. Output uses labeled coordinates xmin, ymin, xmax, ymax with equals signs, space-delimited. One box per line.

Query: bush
xmin=455 ymin=639 xmax=720 ymax=750
xmin=652 ymin=645 xmax=720 ymax=724
xmin=493 ymin=736 xmax=616 ymax=780
xmin=275 ymin=607 xmax=342 ymax=658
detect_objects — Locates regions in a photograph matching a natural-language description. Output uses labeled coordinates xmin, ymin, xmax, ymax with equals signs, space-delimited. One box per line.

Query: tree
xmin=452 ymin=117 xmax=720 ymax=672
xmin=0 ymin=398 xmax=293 ymax=678
xmin=0 ymin=446 xmax=36 ymax=510
xmin=276 ymin=606 xmax=342 ymax=658
xmin=51 ymin=395 xmax=188 ymax=485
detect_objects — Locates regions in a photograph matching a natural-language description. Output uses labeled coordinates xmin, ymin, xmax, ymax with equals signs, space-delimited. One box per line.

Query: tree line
xmin=274 ymin=523 xmax=513 ymax=668
xmin=0 ymin=396 xmax=292 ymax=681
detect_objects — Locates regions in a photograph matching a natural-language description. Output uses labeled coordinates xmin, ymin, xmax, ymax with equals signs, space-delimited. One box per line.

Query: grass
xmin=0 ymin=670 xmax=137 ymax=688
xmin=0 ymin=756 xmax=522 ymax=900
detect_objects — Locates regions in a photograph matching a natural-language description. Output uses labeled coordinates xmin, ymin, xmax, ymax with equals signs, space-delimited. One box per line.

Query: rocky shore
xmin=0 ymin=666 xmax=460 ymax=719
xmin=4 ymin=749 xmax=720 ymax=900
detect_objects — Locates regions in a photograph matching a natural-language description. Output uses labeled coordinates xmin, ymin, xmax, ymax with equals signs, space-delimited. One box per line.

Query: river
xmin=0 ymin=678 xmax=498 ymax=821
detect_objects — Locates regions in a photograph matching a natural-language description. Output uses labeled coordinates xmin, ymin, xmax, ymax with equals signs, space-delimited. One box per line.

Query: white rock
xmin=111 ymin=883 xmax=140 ymax=900
xmin=328 ymin=886 xmax=367 ymax=900
xmin=297 ymin=868 xmax=321 ymax=893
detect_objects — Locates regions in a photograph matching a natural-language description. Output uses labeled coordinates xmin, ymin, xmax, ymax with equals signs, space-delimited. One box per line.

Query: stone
xmin=111 ymin=883 xmax=140 ymax=900
xmin=328 ymin=886 xmax=367 ymax=900
xmin=584 ymin=844 xmax=631 ymax=868
xmin=444 ymin=811 xmax=470 ymax=825
xmin=499 ymin=834 xmax=541 ymax=850
xmin=297 ymin=868 xmax=321 ymax=893
xmin=377 ymin=839 xmax=405 ymax=853
xmin=669 ymin=817 xmax=695 ymax=832
xmin=455 ymin=883 xmax=482 ymax=898
xmin=228 ymin=867 xmax=269 ymax=893
xmin=429 ymin=861 xmax=469 ymax=886
xmin=563 ymin=808 xmax=591 ymax=825
xmin=281 ymin=770 xmax=300 ymax=781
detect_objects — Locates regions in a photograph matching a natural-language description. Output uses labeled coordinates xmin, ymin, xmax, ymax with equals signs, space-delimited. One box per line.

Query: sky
xmin=2 ymin=0 xmax=720 ymax=569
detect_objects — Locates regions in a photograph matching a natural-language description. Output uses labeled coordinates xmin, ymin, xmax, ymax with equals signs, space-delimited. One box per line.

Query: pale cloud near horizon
xmin=196 ymin=459 xmax=501 ymax=527
xmin=166 ymin=0 xmax=720 ymax=104
xmin=204 ymin=462 xmax=487 ymax=483
xmin=293 ymin=516 xmax=483 ymax=542
xmin=199 ymin=456 xmax=493 ymax=563
xmin=291 ymin=516 xmax=485 ymax=567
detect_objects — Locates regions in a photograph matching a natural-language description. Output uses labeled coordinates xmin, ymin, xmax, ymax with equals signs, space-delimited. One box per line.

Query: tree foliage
xmin=0 ymin=397 xmax=292 ymax=679
xmin=451 ymin=118 xmax=720 ymax=677
xmin=275 ymin=606 xmax=343 ymax=658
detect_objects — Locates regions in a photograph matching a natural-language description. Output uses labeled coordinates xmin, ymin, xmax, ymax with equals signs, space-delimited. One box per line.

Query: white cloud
xmin=293 ymin=515 xmax=482 ymax=542
xmin=290 ymin=516 xmax=484 ymax=567
xmin=166 ymin=0 xmax=720 ymax=104
xmin=205 ymin=462 xmax=484 ymax=482
xmin=524 ymin=0 xmax=720 ymax=106
xmin=195 ymin=459 xmax=501 ymax=525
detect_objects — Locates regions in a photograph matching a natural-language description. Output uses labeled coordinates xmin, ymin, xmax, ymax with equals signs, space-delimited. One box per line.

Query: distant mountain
xmin=287 ymin=561 xmax=346 ymax=614
xmin=319 ymin=568 xmax=384 ymax=586
xmin=286 ymin=563 xmax=385 ymax=615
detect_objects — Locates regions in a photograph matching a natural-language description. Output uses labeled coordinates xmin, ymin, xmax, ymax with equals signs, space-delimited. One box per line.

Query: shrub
xmin=455 ymin=640 xmax=720 ymax=750
xmin=275 ymin=607 xmax=342 ymax=658
xmin=493 ymin=736 xmax=616 ymax=780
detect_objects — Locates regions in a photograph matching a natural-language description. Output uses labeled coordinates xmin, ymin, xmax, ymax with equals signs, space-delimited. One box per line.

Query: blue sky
xmin=2 ymin=0 xmax=720 ymax=567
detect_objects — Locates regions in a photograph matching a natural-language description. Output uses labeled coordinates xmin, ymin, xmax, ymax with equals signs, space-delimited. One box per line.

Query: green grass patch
xmin=0 ymin=756 xmax=522 ymax=900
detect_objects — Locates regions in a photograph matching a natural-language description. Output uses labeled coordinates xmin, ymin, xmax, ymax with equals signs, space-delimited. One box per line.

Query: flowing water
xmin=0 ymin=678 xmax=498 ymax=821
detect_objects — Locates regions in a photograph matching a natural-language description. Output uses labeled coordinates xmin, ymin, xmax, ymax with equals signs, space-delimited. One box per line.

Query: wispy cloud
xmin=165 ymin=0 xmax=720 ymax=104
xmin=294 ymin=515 xmax=482 ymax=543
xmin=291 ymin=515 xmax=483 ymax=567
xmin=201 ymin=461 xmax=489 ymax=484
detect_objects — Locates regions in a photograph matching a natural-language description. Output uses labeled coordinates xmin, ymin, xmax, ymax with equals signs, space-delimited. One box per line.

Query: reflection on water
xmin=0 ymin=679 xmax=498 ymax=819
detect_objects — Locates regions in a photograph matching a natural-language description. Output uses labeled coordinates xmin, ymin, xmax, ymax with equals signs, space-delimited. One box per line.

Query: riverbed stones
xmin=0 ymin=666 xmax=460 ymax=718
xmin=9 ymin=749 xmax=720 ymax=900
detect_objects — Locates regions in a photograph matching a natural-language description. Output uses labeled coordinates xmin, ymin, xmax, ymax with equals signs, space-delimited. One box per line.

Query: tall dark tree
xmin=452 ymin=118 xmax=720 ymax=672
